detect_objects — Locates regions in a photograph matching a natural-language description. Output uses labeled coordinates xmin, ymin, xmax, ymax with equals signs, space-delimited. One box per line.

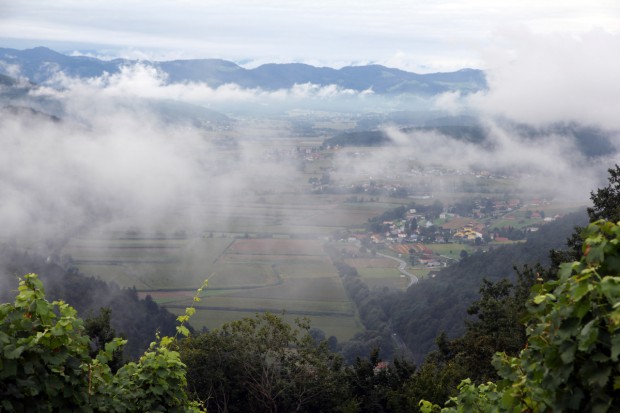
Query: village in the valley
xmin=365 ymin=199 xmax=560 ymax=270
xmin=258 ymin=142 xmax=572 ymax=277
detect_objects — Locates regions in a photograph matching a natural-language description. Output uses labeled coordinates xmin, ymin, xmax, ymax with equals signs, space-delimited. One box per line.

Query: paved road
xmin=377 ymin=252 xmax=418 ymax=287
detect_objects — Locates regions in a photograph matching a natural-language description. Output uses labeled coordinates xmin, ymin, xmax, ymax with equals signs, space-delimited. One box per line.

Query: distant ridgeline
xmin=0 ymin=70 xmax=233 ymax=128
xmin=322 ymin=120 xmax=616 ymax=158
xmin=322 ymin=123 xmax=487 ymax=148
xmin=0 ymin=46 xmax=486 ymax=95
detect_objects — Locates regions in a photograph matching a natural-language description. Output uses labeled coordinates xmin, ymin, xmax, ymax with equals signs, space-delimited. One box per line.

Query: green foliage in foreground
xmin=0 ymin=273 xmax=203 ymax=413
xmin=421 ymin=220 xmax=620 ymax=413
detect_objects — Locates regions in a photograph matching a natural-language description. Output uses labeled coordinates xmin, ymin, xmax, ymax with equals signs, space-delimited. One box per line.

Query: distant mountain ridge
xmin=0 ymin=47 xmax=486 ymax=95
xmin=0 ymin=70 xmax=233 ymax=127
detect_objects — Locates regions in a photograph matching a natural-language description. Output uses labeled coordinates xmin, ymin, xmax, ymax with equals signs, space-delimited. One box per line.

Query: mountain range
xmin=0 ymin=47 xmax=486 ymax=95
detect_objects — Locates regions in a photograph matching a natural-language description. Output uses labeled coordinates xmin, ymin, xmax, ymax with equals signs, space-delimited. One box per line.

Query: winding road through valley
xmin=377 ymin=252 xmax=418 ymax=287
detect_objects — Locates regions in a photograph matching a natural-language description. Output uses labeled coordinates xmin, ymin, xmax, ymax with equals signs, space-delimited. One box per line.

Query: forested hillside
xmin=420 ymin=218 xmax=620 ymax=412
xmin=322 ymin=123 xmax=615 ymax=158
xmin=322 ymin=125 xmax=487 ymax=148
xmin=0 ymin=249 xmax=179 ymax=359
xmin=324 ymin=209 xmax=587 ymax=365
xmin=389 ymin=210 xmax=588 ymax=361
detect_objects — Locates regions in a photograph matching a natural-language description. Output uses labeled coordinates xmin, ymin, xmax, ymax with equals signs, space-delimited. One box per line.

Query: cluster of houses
xmin=344 ymin=195 xmax=567 ymax=271
xmin=370 ymin=199 xmax=559 ymax=248
xmin=370 ymin=208 xmax=486 ymax=245
xmin=452 ymin=225 xmax=484 ymax=242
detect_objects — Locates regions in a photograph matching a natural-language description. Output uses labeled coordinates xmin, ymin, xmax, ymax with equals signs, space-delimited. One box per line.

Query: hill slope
xmin=0 ymin=47 xmax=487 ymax=95
xmin=388 ymin=211 xmax=588 ymax=361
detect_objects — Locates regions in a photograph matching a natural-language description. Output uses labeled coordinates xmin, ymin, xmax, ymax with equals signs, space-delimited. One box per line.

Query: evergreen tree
xmin=588 ymin=164 xmax=620 ymax=223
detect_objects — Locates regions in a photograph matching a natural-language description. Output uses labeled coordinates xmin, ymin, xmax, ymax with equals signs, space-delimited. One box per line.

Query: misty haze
xmin=1 ymin=2 xmax=620 ymax=412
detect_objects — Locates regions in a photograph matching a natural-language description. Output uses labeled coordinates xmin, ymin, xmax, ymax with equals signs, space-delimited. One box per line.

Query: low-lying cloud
xmin=330 ymin=120 xmax=604 ymax=203
xmin=413 ymin=29 xmax=620 ymax=200
xmin=0 ymin=71 xmax=317 ymax=251
xmin=2 ymin=28 xmax=619 ymax=255
xmin=471 ymin=29 xmax=620 ymax=130
xmin=36 ymin=63 xmax=373 ymax=106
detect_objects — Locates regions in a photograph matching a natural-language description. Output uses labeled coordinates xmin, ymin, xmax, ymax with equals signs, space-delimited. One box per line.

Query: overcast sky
xmin=1 ymin=0 xmax=618 ymax=71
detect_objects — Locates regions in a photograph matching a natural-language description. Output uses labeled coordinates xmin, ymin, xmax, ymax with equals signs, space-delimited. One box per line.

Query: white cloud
xmin=3 ymin=18 xmax=620 ymax=250
xmin=342 ymin=121 xmax=605 ymax=202
xmin=0 ymin=66 xmax=396 ymax=250
xmin=433 ymin=91 xmax=464 ymax=114
xmin=32 ymin=64 xmax=373 ymax=106
xmin=469 ymin=29 xmax=620 ymax=130
xmin=0 ymin=61 xmax=22 ymax=79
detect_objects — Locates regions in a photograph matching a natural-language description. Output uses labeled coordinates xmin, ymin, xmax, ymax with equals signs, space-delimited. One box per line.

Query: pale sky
xmin=0 ymin=1 xmax=619 ymax=71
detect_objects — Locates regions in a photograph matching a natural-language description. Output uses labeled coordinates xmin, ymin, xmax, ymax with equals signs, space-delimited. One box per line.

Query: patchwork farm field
xmin=64 ymin=233 xmax=362 ymax=341
xmin=344 ymin=256 xmax=409 ymax=290
xmin=424 ymin=243 xmax=475 ymax=260
xmin=225 ymin=238 xmax=325 ymax=255
xmin=61 ymin=164 xmax=564 ymax=340
xmin=170 ymin=307 xmax=364 ymax=342
xmin=64 ymin=236 xmax=233 ymax=289
xmin=357 ymin=268 xmax=409 ymax=289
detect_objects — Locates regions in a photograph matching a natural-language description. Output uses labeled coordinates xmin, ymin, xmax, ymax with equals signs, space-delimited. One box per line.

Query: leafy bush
xmin=421 ymin=220 xmax=620 ymax=412
xmin=0 ymin=273 xmax=203 ymax=412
